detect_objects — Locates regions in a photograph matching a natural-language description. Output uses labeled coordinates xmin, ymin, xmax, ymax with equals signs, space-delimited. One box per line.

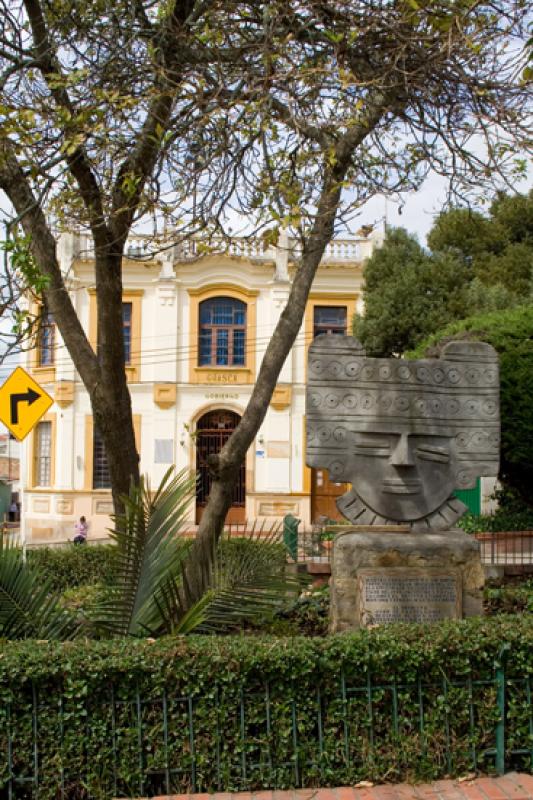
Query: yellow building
xmin=22 ymin=229 xmax=380 ymax=543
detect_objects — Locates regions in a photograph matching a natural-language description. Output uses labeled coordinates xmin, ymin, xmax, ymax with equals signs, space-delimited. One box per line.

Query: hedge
xmin=27 ymin=538 xmax=287 ymax=592
xmin=1 ymin=616 xmax=532 ymax=798
xmin=27 ymin=544 xmax=120 ymax=590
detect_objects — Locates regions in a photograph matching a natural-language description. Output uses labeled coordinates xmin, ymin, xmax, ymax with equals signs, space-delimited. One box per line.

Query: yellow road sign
xmin=0 ymin=366 xmax=54 ymax=441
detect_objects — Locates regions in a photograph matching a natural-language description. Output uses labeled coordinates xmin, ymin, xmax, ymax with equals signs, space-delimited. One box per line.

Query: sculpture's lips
xmin=382 ymin=479 xmax=421 ymax=495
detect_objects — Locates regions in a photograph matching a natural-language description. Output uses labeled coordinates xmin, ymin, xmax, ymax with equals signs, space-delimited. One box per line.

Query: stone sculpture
xmin=306 ymin=336 xmax=500 ymax=531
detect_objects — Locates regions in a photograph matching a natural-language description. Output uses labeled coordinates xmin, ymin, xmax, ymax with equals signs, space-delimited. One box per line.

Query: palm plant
xmin=0 ymin=534 xmax=78 ymax=640
xmin=0 ymin=470 xmax=303 ymax=641
xmin=89 ymin=469 xmax=196 ymax=637
xmin=90 ymin=469 xmax=304 ymax=637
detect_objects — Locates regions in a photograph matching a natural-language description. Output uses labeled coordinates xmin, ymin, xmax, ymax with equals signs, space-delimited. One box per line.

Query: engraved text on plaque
xmin=358 ymin=568 xmax=461 ymax=626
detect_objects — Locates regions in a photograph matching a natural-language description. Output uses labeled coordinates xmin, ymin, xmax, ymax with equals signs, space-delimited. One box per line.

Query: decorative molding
xmin=55 ymin=381 xmax=74 ymax=408
xmin=271 ymin=286 xmax=290 ymax=309
xmin=196 ymin=368 xmax=251 ymax=386
xmin=157 ymin=283 xmax=177 ymax=306
xmin=187 ymin=284 xmax=259 ymax=298
xmin=30 ymin=365 xmax=56 ymax=385
xmin=154 ymin=383 xmax=177 ymax=408
xmin=270 ymin=385 xmax=292 ymax=411
xmin=93 ymin=498 xmax=114 ymax=515
xmin=32 ymin=497 xmax=50 ymax=513
xmin=29 ymin=526 xmax=54 ymax=541
xmin=55 ymin=499 xmax=74 ymax=514
xmin=257 ymin=501 xmax=299 ymax=516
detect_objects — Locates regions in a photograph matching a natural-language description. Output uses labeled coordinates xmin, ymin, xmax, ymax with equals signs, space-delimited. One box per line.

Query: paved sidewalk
xmin=150 ymin=773 xmax=533 ymax=800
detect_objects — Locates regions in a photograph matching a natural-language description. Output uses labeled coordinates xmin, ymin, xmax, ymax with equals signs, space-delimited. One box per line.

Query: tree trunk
xmin=192 ymin=159 xmax=348 ymax=561
xmin=0 ymin=142 xmax=139 ymax=513
xmin=91 ymin=248 xmax=140 ymax=510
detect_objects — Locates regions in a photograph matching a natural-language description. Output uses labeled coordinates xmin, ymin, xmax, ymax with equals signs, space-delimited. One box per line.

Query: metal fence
xmin=1 ymin=654 xmax=532 ymax=798
xmin=293 ymin=530 xmax=533 ymax=569
xmin=475 ymin=531 xmax=533 ymax=567
xmin=294 ymin=528 xmax=335 ymax=565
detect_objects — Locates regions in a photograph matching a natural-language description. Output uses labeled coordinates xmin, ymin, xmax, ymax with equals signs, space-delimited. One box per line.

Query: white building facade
xmin=22 ymin=230 xmax=379 ymax=543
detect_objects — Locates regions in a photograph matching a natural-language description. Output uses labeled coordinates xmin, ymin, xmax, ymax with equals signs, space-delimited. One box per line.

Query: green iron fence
xmin=1 ymin=651 xmax=532 ymax=799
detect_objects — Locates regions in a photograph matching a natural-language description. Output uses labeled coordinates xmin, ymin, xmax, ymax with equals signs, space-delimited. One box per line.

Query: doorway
xmin=195 ymin=409 xmax=245 ymax=524
xmin=311 ymin=468 xmax=349 ymax=523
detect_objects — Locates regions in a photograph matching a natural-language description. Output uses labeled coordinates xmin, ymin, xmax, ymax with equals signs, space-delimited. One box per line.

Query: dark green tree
xmin=427 ymin=207 xmax=508 ymax=259
xmin=428 ymin=190 xmax=533 ymax=295
xmin=354 ymin=228 xmax=471 ymax=355
xmin=410 ymin=305 xmax=533 ymax=508
xmin=357 ymin=191 xmax=533 ymax=357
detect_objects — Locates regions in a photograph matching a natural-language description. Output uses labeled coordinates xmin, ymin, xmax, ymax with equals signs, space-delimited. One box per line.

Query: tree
xmin=0 ymin=1 xmax=530 ymax=559
xmin=410 ymin=305 xmax=533 ymax=508
xmin=428 ymin=190 xmax=533 ymax=295
xmin=357 ymin=191 xmax=533 ymax=356
xmin=354 ymin=228 xmax=472 ymax=355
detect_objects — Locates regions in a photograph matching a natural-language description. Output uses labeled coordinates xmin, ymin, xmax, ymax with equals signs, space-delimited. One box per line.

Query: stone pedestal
xmin=330 ymin=527 xmax=484 ymax=632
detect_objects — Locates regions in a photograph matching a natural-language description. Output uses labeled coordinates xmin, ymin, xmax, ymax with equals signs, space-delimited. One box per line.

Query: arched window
xmin=199 ymin=297 xmax=246 ymax=366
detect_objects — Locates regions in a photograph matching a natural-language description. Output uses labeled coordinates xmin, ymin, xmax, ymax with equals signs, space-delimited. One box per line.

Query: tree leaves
xmin=0 ymin=534 xmax=78 ymax=640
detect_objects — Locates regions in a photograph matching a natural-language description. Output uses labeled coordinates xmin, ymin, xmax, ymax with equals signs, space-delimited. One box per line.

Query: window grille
xmin=93 ymin=426 xmax=111 ymax=489
xmin=38 ymin=309 xmax=55 ymax=366
xmin=35 ymin=421 xmax=51 ymax=486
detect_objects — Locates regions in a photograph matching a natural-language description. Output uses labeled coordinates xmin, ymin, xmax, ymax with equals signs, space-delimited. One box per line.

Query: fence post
xmin=495 ymin=643 xmax=510 ymax=775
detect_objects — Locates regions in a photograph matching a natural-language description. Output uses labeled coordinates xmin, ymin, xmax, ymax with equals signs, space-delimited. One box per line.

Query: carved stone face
xmin=306 ymin=336 xmax=500 ymax=530
xmin=350 ymin=429 xmax=457 ymax=521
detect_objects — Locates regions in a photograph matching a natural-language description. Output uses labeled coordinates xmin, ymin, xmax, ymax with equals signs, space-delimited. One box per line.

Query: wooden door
xmin=311 ymin=468 xmax=349 ymax=523
xmin=196 ymin=410 xmax=246 ymax=524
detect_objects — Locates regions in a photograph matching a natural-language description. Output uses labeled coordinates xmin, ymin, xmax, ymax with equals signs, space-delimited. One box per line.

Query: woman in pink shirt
xmin=73 ymin=516 xmax=88 ymax=545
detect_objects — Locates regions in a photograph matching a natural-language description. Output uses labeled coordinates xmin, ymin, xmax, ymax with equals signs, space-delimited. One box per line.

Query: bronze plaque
xmin=358 ymin=568 xmax=461 ymax=626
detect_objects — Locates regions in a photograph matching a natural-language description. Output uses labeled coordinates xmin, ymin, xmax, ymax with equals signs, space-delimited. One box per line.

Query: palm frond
xmin=0 ymin=535 xmax=78 ymax=640
xmin=90 ymin=470 xmax=305 ymax=638
xmin=178 ymin=523 xmax=306 ymax=634
xmin=152 ymin=532 xmax=305 ymax=634
xmin=90 ymin=468 xmax=196 ymax=637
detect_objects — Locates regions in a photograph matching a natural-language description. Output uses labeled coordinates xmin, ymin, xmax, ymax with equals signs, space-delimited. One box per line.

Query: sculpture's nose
xmin=389 ymin=433 xmax=414 ymax=466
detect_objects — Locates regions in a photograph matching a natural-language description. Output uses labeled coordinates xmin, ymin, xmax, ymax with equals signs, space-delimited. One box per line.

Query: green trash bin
xmin=283 ymin=513 xmax=300 ymax=561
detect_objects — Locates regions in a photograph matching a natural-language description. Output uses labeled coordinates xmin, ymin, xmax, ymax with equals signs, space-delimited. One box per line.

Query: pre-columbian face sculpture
xmin=306 ymin=337 xmax=500 ymax=531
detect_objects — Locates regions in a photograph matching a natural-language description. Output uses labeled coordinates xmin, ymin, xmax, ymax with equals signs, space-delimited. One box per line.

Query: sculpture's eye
xmin=415 ymin=446 xmax=450 ymax=463
xmin=353 ymin=437 xmax=390 ymax=457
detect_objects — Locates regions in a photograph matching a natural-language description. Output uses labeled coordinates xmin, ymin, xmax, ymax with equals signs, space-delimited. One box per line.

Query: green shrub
xmin=0 ymin=617 xmax=532 ymax=797
xmin=409 ymin=305 xmax=533 ymax=506
xmin=484 ymin=579 xmax=533 ymax=615
xmin=218 ymin=537 xmax=287 ymax=572
xmin=460 ymin=510 xmax=533 ymax=533
xmin=27 ymin=538 xmax=287 ymax=594
xmin=27 ymin=544 xmax=120 ymax=590
xmin=459 ymin=485 xmax=533 ymax=533
xmin=269 ymin=585 xmax=330 ymax=636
